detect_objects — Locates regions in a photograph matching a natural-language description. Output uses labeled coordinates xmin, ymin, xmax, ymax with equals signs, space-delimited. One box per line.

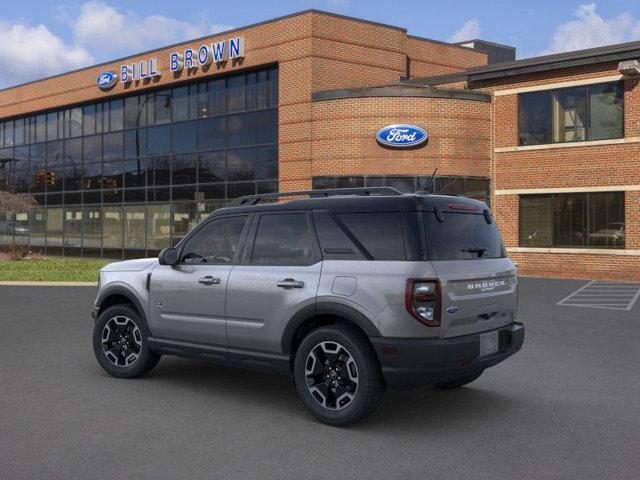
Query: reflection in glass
xmin=46 ymin=208 xmax=63 ymax=247
xmin=124 ymin=205 xmax=145 ymax=250
xmin=172 ymin=202 xmax=197 ymax=242
xmin=172 ymin=121 xmax=197 ymax=153
xmin=198 ymin=116 xmax=225 ymax=150
xmin=83 ymin=206 xmax=102 ymax=251
xmin=227 ymin=112 xmax=256 ymax=147
xmin=103 ymin=206 xmax=122 ymax=249
xmin=64 ymin=207 xmax=83 ymax=251
xmin=147 ymin=204 xmax=171 ymax=251
xmin=227 ymin=148 xmax=255 ymax=181
xmin=29 ymin=207 xmax=46 ymax=248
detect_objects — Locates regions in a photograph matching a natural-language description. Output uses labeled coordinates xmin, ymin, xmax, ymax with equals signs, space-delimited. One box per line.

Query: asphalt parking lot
xmin=1 ymin=277 xmax=639 ymax=480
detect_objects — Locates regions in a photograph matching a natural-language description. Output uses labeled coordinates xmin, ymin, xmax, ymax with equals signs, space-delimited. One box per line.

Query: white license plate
xmin=479 ymin=331 xmax=499 ymax=357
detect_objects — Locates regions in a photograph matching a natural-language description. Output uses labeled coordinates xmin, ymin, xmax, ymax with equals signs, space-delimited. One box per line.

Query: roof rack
xmin=228 ymin=187 xmax=403 ymax=207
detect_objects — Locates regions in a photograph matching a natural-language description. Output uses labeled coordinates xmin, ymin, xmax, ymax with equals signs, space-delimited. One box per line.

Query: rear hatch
xmin=422 ymin=201 xmax=517 ymax=338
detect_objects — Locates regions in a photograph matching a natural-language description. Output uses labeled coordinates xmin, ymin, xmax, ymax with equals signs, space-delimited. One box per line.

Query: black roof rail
xmin=228 ymin=187 xmax=403 ymax=207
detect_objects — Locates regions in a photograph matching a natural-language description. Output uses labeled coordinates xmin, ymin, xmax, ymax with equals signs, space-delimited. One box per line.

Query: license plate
xmin=479 ymin=331 xmax=499 ymax=357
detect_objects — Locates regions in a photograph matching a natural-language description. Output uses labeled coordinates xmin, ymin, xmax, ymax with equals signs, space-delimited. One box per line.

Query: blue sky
xmin=2 ymin=1 xmax=640 ymax=88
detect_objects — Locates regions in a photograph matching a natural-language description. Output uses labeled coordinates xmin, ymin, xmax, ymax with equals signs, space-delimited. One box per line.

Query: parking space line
xmin=557 ymin=281 xmax=640 ymax=311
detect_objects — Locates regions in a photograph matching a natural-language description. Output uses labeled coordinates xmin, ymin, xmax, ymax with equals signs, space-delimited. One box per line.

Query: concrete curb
xmin=0 ymin=281 xmax=97 ymax=287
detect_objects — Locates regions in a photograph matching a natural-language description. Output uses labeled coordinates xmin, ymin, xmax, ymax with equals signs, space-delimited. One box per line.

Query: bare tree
xmin=0 ymin=191 xmax=37 ymax=215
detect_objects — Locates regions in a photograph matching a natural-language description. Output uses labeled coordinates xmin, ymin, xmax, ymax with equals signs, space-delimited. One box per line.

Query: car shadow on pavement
xmin=121 ymin=356 xmax=523 ymax=429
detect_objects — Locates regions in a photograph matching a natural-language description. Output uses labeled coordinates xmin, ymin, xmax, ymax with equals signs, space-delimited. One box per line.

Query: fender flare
xmin=96 ymin=284 xmax=147 ymax=321
xmin=281 ymin=301 xmax=381 ymax=354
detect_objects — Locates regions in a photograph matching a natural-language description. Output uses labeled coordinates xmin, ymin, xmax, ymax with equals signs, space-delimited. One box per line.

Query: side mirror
xmin=158 ymin=247 xmax=178 ymax=266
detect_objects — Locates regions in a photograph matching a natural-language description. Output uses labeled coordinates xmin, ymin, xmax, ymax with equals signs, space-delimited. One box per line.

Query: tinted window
xmin=338 ymin=212 xmax=406 ymax=260
xmin=181 ymin=215 xmax=247 ymax=264
xmin=519 ymin=192 xmax=624 ymax=249
xmin=423 ymin=212 xmax=505 ymax=260
xmin=251 ymin=213 xmax=314 ymax=266
xmin=314 ymin=212 xmax=366 ymax=260
xmin=518 ymin=91 xmax=552 ymax=145
xmin=518 ymin=82 xmax=623 ymax=145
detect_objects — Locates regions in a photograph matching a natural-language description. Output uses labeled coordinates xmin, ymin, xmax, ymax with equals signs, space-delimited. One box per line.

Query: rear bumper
xmin=370 ymin=322 xmax=524 ymax=390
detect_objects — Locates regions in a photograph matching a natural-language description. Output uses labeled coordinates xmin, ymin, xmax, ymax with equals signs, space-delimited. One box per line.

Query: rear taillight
xmin=405 ymin=279 xmax=441 ymax=327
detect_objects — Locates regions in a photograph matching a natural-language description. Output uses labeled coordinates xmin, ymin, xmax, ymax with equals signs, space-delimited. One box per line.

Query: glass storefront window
xmin=172 ymin=121 xmax=197 ymax=153
xmin=124 ymin=205 xmax=145 ymax=250
xmin=46 ymin=208 xmax=63 ymax=249
xmin=29 ymin=208 xmax=46 ymax=248
xmin=103 ymin=206 xmax=123 ymax=251
xmin=172 ymin=202 xmax=197 ymax=243
xmin=83 ymin=206 xmax=102 ymax=253
xmin=64 ymin=207 xmax=83 ymax=253
xmin=0 ymin=212 xmax=14 ymax=246
xmin=147 ymin=204 xmax=171 ymax=252
xmin=0 ymin=66 xmax=278 ymax=258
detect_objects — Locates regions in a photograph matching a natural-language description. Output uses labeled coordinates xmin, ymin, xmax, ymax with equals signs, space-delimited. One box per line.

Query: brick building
xmin=0 ymin=9 xmax=637 ymax=280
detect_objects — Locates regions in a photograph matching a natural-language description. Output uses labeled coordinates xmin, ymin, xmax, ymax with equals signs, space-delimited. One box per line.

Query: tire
xmin=93 ymin=304 xmax=160 ymax=379
xmin=433 ymin=370 xmax=484 ymax=389
xmin=293 ymin=324 xmax=385 ymax=427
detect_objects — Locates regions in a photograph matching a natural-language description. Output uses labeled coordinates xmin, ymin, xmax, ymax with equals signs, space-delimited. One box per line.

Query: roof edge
xmin=0 ymin=9 xmax=407 ymax=94
xmin=467 ymin=39 xmax=640 ymax=81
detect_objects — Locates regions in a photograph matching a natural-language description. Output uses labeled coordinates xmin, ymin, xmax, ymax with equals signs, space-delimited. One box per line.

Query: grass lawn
xmin=0 ymin=258 xmax=113 ymax=282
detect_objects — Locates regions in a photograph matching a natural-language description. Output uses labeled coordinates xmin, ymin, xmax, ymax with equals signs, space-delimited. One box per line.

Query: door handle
xmin=198 ymin=276 xmax=220 ymax=286
xmin=277 ymin=278 xmax=305 ymax=289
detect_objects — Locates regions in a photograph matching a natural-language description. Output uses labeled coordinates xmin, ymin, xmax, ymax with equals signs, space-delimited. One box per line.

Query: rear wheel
xmin=293 ymin=325 xmax=385 ymax=426
xmin=93 ymin=304 xmax=160 ymax=378
xmin=433 ymin=370 xmax=484 ymax=389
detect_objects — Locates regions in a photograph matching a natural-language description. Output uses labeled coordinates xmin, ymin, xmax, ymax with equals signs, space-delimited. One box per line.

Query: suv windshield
xmin=423 ymin=211 xmax=506 ymax=260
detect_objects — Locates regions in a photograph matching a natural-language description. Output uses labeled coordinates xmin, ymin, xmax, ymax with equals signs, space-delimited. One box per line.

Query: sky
xmin=2 ymin=0 xmax=640 ymax=88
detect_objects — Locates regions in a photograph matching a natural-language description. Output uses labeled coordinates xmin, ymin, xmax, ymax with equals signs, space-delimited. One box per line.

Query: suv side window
xmin=251 ymin=213 xmax=315 ymax=266
xmin=180 ymin=215 xmax=248 ymax=264
xmin=313 ymin=211 xmax=367 ymax=260
xmin=337 ymin=212 xmax=406 ymax=260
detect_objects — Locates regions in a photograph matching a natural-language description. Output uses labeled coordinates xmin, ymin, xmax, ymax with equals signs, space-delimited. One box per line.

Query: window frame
xmin=518 ymin=192 xmax=625 ymax=249
xmin=241 ymin=211 xmax=321 ymax=267
xmin=175 ymin=212 xmax=251 ymax=265
xmin=517 ymin=81 xmax=625 ymax=146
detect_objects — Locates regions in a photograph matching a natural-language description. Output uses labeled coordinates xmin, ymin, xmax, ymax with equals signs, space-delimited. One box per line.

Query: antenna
xmin=417 ymin=168 xmax=438 ymax=194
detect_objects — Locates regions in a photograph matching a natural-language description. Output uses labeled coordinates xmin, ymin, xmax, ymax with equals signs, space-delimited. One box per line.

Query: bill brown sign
xmin=97 ymin=36 xmax=245 ymax=89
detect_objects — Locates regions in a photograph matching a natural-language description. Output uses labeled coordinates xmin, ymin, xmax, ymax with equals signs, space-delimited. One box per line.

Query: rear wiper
xmin=461 ymin=247 xmax=486 ymax=258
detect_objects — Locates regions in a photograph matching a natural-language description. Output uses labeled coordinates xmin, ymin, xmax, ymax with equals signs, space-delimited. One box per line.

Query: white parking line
xmin=557 ymin=280 xmax=640 ymax=311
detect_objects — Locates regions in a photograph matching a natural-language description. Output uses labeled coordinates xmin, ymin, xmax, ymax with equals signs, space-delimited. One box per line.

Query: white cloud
xmin=0 ymin=20 xmax=93 ymax=88
xmin=542 ymin=3 xmax=640 ymax=54
xmin=71 ymin=1 xmax=232 ymax=55
xmin=448 ymin=18 xmax=481 ymax=43
xmin=0 ymin=1 xmax=233 ymax=88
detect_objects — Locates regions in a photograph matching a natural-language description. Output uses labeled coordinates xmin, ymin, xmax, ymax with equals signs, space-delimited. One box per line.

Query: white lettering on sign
xmin=386 ymin=128 xmax=417 ymax=143
xmin=170 ymin=37 xmax=244 ymax=73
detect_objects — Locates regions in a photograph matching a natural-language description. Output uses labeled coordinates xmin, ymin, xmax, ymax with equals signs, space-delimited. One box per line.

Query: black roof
xmin=213 ymin=193 xmax=487 ymax=216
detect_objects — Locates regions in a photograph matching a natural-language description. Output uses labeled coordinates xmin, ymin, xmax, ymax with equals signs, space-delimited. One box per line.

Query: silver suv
xmin=91 ymin=187 xmax=524 ymax=426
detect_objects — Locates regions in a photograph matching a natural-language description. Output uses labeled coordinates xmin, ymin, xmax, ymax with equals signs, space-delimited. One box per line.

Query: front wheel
xmin=93 ymin=304 xmax=160 ymax=378
xmin=293 ymin=325 xmax=385 ymax=426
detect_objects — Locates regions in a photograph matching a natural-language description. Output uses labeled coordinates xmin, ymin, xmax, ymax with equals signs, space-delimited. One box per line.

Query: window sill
xmin=495 ymin=137 xmax=639 ymax=153
xmin=507 ymin=246 xmax=639 ymax=256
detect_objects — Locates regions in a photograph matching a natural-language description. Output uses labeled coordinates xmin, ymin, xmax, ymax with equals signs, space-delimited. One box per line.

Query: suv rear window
xmin=423 ymin=211 xmax=505 ymax=260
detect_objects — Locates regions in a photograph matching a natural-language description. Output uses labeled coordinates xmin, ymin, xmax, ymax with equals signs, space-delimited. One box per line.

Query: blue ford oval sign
xmin=96 ymin=71 xmax=118 ymax=90
xmin=376 ymin=124 xmax=428 ymax=148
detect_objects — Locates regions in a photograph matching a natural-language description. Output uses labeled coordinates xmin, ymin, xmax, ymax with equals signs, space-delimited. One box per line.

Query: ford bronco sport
xmin=92 ymin=187 xmax=524 ymax=426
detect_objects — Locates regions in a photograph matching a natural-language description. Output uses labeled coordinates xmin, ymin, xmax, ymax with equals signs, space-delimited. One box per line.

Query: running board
xmin=148 ymin=337 xmax=291 ymax=375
